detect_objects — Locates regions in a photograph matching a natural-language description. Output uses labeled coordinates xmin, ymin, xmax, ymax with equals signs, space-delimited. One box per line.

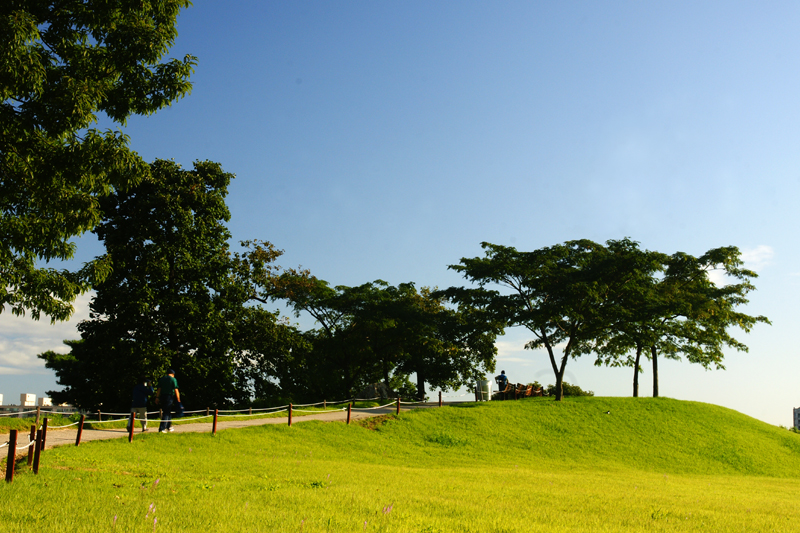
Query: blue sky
xmin=2 ymin=1 xmax=797 ymax=425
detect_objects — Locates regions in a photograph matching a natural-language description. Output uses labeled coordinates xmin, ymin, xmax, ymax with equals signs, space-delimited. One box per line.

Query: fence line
xmin=0 ymin=409 xmax=39 ymax=418
xmin=4 ymin=390 xmax=499 ymax=483
xmin=47 ymin=420 xmax=81 ymax=430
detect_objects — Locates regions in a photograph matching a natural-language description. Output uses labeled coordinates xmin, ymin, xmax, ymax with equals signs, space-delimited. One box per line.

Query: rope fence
xmin=0 ymin=409 xmax=40 ymax=418
xmin=46 ymin=420 xmax=82 ymax=430
xmin=5 ymin=389 xmax=488 ymax=483
xmin=16 ymin=440 xmax=34 ymax=451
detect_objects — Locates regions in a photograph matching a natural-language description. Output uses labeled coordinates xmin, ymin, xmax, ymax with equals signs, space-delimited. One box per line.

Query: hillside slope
xmin=293 ymin=397 xmax=800 ymax=477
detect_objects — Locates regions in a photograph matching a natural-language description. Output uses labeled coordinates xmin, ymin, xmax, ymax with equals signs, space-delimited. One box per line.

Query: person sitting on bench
xmin=495 ymin=370 xmax=508 ymax=390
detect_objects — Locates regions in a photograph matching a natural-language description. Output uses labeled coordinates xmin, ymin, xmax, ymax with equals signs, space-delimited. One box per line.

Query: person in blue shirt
xmin=127 ymin=378 xmax=154 ymax=432
xmin=496 ymin=370 xmax=509 ymax=389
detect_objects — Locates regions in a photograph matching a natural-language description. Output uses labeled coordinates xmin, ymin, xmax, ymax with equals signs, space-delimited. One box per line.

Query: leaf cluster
xmin=1 ymin=0 xmax=195 ymax=321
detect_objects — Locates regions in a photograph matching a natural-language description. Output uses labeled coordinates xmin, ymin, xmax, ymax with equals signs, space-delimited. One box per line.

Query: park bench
xmin=496 ymin=381 xmax=514 ymax=400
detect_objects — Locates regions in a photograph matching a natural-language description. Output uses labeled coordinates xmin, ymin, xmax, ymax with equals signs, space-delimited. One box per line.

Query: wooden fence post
xmin=288 ymin=403 xmax=292 ymax=427
xmin=206 ymin=407 xmax=210 ymax=417
xmin=27 ymin=425 xmax=35 ymax=466
xmin=396 ymin=397 xmax=401 ymax=415
xmin=5 ymin=429 xmax=17 ymax=483
xmin=35 ymin=406 xmax=41 ymax=428
xmin=439 ymin=391 xmax=442 ymax=407
xmin=128 ymin=412 xmax=135 ymax=443
xmin=323 ymin=399 xmax=326 ymax=410
xmin=347 ymin=403 xmax=351 ymax=425
xmin=32 ymin=429 xmax=42 ymax=474
xmin=212 ymin=409 xmax=218 ymax=436
xmin=76 ymin=415 xmax=85 ymax=446
xmin=41 ymin=418 xmax=48 ymax=451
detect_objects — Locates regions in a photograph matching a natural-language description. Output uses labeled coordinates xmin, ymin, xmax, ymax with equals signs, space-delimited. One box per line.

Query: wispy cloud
xmin=708 ymin=245 xmax=773 ymax=286
xmin=0 ymin=293 xmax=92 ymax=375
xmin=741 ymin=245 xmax=774 ymax=271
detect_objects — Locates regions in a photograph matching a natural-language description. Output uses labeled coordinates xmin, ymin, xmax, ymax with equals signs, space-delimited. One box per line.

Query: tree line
xmin=3 ymin=2 xmax=769 ymax=411
xmin=442 ymin=240 xmax=770 ymax=400
xmin=35 ymin=159 xmax=502 ymax=409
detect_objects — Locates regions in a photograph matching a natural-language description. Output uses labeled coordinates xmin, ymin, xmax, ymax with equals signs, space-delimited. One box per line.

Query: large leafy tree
xmin=444 ymin=238 xmax=663 ymax=401
xmin=255 ymin=269 xmax=500 ymax=402
xmin=594 ymin=247 xmax=770 ymax=397
xmin=1 ymin=1 xmax=195 ymax=321
xmin=375 ymin=284 xmax=501 ymax=401
xmin=39 ymin=159 xmax=276 ymax=410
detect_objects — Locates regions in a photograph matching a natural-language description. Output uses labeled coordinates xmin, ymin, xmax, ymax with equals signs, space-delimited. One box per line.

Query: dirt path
xmin=14 ymin=403 xmax=444 ymax=451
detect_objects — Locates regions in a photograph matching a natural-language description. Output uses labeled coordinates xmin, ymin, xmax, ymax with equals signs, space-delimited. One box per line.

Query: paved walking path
xmin=11 ymin=402 xmax=450 ymax=451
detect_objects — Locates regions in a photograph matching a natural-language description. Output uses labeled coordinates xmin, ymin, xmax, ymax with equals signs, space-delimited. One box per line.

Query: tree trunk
xmin=416 ymin=370 xmax=426 ymax=401
xmin=555 ymin=353 xmax=569 ymax=401
xmin=651 ymin=345 xmax=659 ymax=397
xmin=632 ymin=341 xmax=642 ymax=397
xmin=541 ymin=330 xmax=563 ymax=401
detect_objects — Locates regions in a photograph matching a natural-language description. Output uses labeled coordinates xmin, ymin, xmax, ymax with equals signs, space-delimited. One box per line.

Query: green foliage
xmin=445 ymin=239 xmax=769 ymax=401
xmin=1 ymin=0 xmax=195 ymax=322
xmin=444 ymin=238 xmax=664 ymax=401
xmin=37 ymin=160 xmax=300 ymax=411
xmin=545 ymin=381 xmax=593 ymax=397
xmin=264 ymin=275 xmax=502 ymax=401
xmin=591 ymin=246 xmax=771 ymax=397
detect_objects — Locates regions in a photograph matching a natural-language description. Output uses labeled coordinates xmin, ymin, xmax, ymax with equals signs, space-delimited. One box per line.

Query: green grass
xmin=3 ymin=397 xmax=800 ymax=532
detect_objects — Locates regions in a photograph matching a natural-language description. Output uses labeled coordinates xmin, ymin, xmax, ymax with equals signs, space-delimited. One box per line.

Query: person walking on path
xmin=156 ymin=369 xmax=181 ymax=433
xmin=128 ymin=377 xmax=154 ymax=432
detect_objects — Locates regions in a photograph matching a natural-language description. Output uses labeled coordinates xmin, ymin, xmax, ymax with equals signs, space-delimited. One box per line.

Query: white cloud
xmin=707 ymin=269 xmax=727 ymax=287
xmin=741 ymin=245 xmax=774 ymax=272
xmin=0 ymin=292 xmax=92 ymax=375
xmin=708 ymin=245 xmax=773 ymax=286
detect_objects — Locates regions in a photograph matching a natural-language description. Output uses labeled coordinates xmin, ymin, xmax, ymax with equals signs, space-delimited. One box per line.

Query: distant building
xmin=20 ymin=393 xmax=36 ymax=407
xmin=794 ymin=407 xmax=800 ymax=430
xmin=0 ymin=394 xmax=3 ymax=405
xmin=38 ymin=397 xmax=52 ymax=407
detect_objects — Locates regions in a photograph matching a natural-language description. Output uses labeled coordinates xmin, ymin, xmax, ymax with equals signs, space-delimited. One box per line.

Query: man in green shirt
xmin=156 ymin=369 xmax=181 ymax=433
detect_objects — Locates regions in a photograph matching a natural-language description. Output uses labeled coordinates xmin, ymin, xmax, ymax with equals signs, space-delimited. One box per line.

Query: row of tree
xmin=37 ymin=158 xmax=769 ymax=408
xmin=442 ymin=240 xmax=770 ymax=400
xmin=37 ymin=159 xmax=502 ymax=410
xmin=2 ymin=2 xmax=501 ymax=411
xmin=4 ymin=3 xmax=769 ymax=410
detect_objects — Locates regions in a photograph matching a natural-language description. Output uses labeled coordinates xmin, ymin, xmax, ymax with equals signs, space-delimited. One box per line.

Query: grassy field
xmin=3 ymin=397 xmax=800 ymax=532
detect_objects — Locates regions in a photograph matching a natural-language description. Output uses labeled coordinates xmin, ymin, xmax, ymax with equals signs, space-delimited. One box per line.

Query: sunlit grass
xmin=3 ymin=397 xmax=800 ymax=532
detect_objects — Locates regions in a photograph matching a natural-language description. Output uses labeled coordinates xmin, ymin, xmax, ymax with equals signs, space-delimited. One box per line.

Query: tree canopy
xmin=262 ymin=272 xmax=502 ymax=401
xmin=1 ymin=0 xmax=195 ymax=322
xmin=443 ymin=238 xmax=768 ymax=400
xmin=592 ymin=246 xmax=771 ymax=397
xmin=39 ymin=160 xmax=299 ymax=410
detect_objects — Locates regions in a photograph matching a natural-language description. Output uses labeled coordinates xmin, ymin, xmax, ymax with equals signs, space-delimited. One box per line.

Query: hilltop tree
xmin=1 ymin=1 xmax=195 ymax=322
xmin=594 ymin=247 xmax=770 ymax=397
xmin=443 ymin=239 xmax=663 ymax=400
xmin=252 ymin=268 xmax=500 ymax=401
xmin=335 ymin=282 xmax=501 ymax=401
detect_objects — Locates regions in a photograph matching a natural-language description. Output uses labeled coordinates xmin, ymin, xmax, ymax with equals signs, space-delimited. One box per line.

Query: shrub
xmin=546 ymin=381 xmax=594 ymax=397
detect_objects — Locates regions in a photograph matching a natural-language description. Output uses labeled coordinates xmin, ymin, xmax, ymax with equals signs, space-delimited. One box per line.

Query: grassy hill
xmin=361 ymin=396 xmax=800 ymax=477
xmin=4 ymin=397 xmax=800 ymax=532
